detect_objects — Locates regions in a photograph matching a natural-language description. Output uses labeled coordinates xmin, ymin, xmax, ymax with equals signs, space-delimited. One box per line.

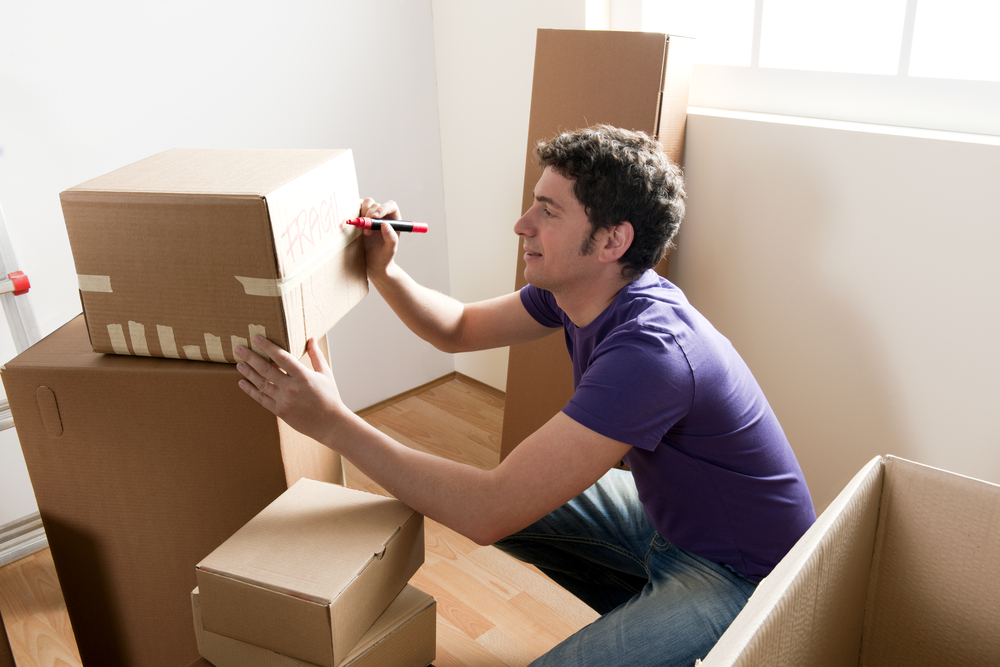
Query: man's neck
xmin=553 ymin=273 xmax=634 ymax=328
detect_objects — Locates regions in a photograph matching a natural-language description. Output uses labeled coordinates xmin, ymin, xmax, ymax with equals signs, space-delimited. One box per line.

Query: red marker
xmin=347 ymin=217 xmax=429 ymax=233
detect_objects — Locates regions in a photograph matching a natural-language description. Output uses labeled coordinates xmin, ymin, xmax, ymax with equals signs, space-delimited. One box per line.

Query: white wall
xmin=430 ymin=0 xmax=585 ymax=390
xmin=672 ymin=109 xmax=1000 ymax=512
xmin=0 ymin=0 xmax=451 ymax=524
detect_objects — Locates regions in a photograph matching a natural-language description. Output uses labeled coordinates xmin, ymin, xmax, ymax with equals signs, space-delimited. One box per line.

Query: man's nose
xmin=513 ymin=210 xmax=532 ymax=236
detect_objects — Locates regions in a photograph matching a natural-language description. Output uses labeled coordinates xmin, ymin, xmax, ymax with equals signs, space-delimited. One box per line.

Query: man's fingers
xmin=306 ymin=338 xmax=333 ymax=377
xmin=360 ymin=199 xmax=401 ymax=221
xmin=243 ymin=336 xmax=304 ymax=378
xmin=238 ymin=377 xmax=279 ymax=412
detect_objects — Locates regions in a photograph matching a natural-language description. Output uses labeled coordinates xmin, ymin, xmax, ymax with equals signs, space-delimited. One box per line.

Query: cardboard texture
xmin=196 ymin=479 xmax=424 ymax=667
xmin=192 ymin=585 xmax=436 ymax=667
xmin=0 ymin=611 xmax=14 ymax=667
xmin=0 ymin=316 xmax=343 ymax=667
xmin=700 ymin=456 xmax=1000 ymax=666
xmin=501 ymin=29 xmax=693 ymax=460
xmin=60 ymin=148 xmax=368 ymax=363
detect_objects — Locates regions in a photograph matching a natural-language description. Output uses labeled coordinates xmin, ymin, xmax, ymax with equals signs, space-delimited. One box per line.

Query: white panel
xmin=674 ymin=109 xmax=1000 ymax=514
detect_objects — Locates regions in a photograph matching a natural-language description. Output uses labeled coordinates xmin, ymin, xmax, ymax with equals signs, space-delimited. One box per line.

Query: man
xmin=236 ymin=125 xmax=815 ymax=667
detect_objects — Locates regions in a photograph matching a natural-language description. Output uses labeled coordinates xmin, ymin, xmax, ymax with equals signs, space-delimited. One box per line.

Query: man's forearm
xmin=331 ymin=410 xmax=509 ymax=545
xmin=369 ymin=262 xmax=469 ymax=353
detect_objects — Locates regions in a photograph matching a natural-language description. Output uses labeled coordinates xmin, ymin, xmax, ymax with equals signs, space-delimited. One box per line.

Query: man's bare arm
xmin=359 ymin=198 xmax=552 ymax=352
xmin=236 ymin=337 xmax=630 ymax=545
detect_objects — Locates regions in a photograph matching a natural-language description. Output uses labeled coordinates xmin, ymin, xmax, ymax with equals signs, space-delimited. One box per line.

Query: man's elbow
xmin=462 ymin=514 xmax=516 ymax=547
xmin=469 ymin=525 xmax=508 ymax=547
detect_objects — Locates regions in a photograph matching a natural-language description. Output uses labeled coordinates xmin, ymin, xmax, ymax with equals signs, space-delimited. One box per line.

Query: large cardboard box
xmin=60 ymin=148 xmax=368 ymax=362
xmin=0 ymin=316 xmax=343 ymax=667
xmin=700 ymin=456 xmax=1000 ymax=666
xmin=0 ymin=610 xmax=14 ymax=667
xmin=196 ymin=479 xmax=424 ymax=667
xmin=501 ymin=29 xmax=693 ymax=459
xmin=191 ymin=584 xmax=436 ymax=667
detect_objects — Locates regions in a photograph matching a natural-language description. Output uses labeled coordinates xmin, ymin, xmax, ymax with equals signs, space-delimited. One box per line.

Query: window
xmin=621 ymin=0 xmax=1000 ymax=136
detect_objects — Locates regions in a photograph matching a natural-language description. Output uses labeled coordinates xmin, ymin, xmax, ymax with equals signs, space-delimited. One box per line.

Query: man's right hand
xmin=359 ymin=198 xmax=403 ymax=281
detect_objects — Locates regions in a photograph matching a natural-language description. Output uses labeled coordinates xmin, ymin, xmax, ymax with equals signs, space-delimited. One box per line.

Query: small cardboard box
xmin=192 ymin=584 xmax=436 ymax=667
xmin=196 ymin=479 xmax=424 ymax=667
xmin=1 ymin=315 xmax=343 ymax=667
xmin=60 ymin=148 xmax=368 ymax=362
xmin=699 ymin=456 xmax=1000 ymax=666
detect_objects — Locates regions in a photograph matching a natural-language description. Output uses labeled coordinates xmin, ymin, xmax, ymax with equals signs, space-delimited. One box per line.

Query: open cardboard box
xmin=60 ymin=148 xmax=368 ymax=362
xmin=699 ymin=455 xmax=1000 ymax=666
xmin=1 ymin=316 xmax=343 ymax=667
xmin=192 ymin=584 xmax=435 ymax=667
xmin=196 ymin=479 xmax=424 ymax=667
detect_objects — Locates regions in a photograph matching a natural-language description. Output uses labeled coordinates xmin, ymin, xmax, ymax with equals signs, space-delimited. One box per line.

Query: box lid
xmin=63 ymin=148 xmax=350 ymax=197
xmin=197 ymin=479 xmax=416 ymax=602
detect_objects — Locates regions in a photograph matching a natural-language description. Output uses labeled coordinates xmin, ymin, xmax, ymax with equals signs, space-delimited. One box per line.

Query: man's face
xmin=513 ymin=166 xmax=598 ymax=293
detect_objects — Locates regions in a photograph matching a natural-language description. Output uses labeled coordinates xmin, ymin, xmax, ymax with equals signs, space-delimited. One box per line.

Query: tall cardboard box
xmin=61 ymin=148 xmax=367 ymax=362
xmin=191 ymin=584 xmax=436 ymax=667
xmin=196 ymin=479 xmax=424 ymax=667
xmin=0 ymin=316 xmax=343 ymax=667
xmin=700 ymin=456 xmax=1000 ymax=666
xmin=501 ymin=29 xmax=693 ymax=459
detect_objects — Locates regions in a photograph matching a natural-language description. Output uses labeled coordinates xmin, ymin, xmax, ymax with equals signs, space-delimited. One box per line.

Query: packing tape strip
xmin=235 ymin=227 xmax=358 ymax=297
xmin=157 ymin=325 xmax=180 ymax=359
xmin=79 ymin=274 xmax=113 ymax=293
xmin=103 ymin=322 xmax=267 ymax=363
xmin=205 ymin=334 xmax=227 ymax=363
xmin=107 ymin=324 xmax=129 ymax=355
xmin=129 ymin=321 xmax=151 ymax=356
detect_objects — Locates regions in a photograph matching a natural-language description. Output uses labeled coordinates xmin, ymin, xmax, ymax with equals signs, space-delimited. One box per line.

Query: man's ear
xmin=598 ymin=222 xmax=634 ymax=263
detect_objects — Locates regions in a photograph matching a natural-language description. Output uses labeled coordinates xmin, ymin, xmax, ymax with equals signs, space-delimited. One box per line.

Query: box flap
xmin=700 ymin=456 xmax=885 ymax=667
xmin=861 ymin=456 xmax=1000 ymax=665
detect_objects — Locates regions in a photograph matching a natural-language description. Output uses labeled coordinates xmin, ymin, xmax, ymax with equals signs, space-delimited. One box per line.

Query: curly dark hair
xmin=534 ymin=124 xmax=686 ymax=279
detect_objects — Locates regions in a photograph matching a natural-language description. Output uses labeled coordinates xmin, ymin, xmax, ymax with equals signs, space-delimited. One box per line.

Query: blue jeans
xmin=494 ymin=468 xmax=756 ymax=667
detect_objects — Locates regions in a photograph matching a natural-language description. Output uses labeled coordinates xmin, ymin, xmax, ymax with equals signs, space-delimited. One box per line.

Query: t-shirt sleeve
xmin=563 ymin=327 xmax=695 ymax=451
xmin=519 ymin=284 xmax=564 ymax=328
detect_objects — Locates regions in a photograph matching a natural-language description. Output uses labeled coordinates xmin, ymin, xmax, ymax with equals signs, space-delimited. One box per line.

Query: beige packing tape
xmin=78 ymin=274 xmax=113 ymax=293
xmin=235 ymin=226 xmax=358 ymax=297
xmin=102 ymin=322 xmax=268 ymax=363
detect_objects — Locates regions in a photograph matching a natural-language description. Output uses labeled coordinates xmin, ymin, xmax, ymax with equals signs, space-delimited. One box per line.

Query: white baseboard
xmin=0 ymin=513 xmax=47 ymax=568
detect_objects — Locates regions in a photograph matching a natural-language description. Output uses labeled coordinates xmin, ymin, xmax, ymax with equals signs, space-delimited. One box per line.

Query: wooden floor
xmin=0 ymin=376 xmax=598 ymax=667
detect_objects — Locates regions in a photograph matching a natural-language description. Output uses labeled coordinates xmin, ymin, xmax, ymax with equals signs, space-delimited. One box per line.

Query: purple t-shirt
xmin=520 ymin=270 xmax=815 ymax=581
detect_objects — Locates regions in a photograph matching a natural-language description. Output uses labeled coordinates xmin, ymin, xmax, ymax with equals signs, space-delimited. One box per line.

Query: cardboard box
xmin=699 ymin=456 xmax=1000 ymax=666
xmin=501 ymin=29 xmax=693 ymax=459
xmin=1 ymin=316 xmax=343 ymax=667
xmin=192 ymin=584 xmax=436 ymax=667
xmin=60 ymin=148 xmax=368 ymax=362
xmin=0 ymin=610 xmax=14 ymax=667
xmin=196 ymin=479 xmax=424 ymax=667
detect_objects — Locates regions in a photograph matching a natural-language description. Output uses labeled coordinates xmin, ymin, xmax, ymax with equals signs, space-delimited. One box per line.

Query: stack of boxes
xmin=192 ymin=478 xmax=435 ymax=667
xmin=1 ymin=149 xmax=435 ymax=667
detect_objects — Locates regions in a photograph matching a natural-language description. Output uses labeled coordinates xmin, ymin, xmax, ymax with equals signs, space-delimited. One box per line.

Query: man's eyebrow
xmin=533 ymin=193 xmax=564 ymax=211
